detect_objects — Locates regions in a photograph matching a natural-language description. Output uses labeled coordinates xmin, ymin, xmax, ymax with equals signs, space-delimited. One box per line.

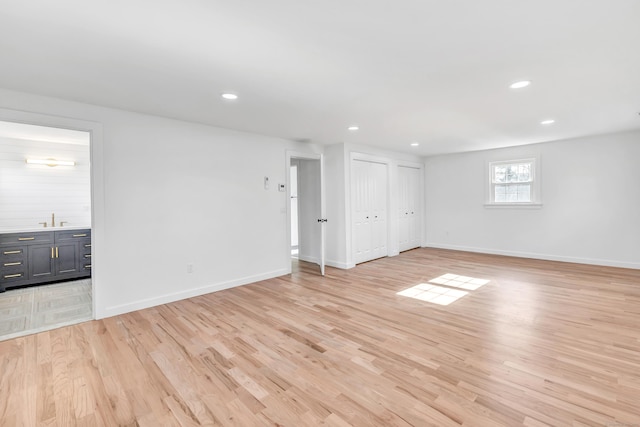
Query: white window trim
xmin=485 ymin=157 xmax=542 ymax=208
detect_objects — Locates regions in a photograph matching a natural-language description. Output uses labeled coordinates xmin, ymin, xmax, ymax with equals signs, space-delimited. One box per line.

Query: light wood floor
xmin=1 ymin=248 xmax=639 ymax=426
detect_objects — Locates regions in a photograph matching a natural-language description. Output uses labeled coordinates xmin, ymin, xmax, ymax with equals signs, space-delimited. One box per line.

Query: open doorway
xmin=287 ymin=152 xmax=325 ymax=276
xmin=0 ymin=120 xmax=93 ymax=340
xmin=290 ymin=162 xmax=299 ymax=259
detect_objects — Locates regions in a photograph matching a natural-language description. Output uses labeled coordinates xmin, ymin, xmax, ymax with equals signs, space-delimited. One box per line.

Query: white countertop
xmin=0 ymin=226 xmax=91 ymax=233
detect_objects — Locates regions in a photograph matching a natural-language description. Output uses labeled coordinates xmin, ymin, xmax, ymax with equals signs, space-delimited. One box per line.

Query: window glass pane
xmin=505 ymin=184 xmax=518 ymax=201
xmin=492 ymin=162 xmax=532 ymax=183
xmin=518 ymin=163 xmax=531 ymax=182
xmin=506 ymin=165 xmax=519 ymax=183
xmin=494 ymin=183 xmax=531 ymax=203
xmin=517 ymin=184 xmax=531 ymax=202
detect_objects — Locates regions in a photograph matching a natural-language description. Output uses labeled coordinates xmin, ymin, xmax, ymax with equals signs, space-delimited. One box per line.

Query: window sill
xmin=484 ymin=203 xmax=542 ymax=209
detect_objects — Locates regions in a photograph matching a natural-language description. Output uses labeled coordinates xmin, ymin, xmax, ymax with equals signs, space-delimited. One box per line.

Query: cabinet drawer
xmin=0 ymin=269 xmax=27 ymax=283
xmin=79 ymin=241 xmax=92 ymax=256
xmin=1 ymin=258 xmax=26 ymax=270
xmin=1 ymin=247 xmax=27 ymax=260
xmin=55 ymin=229 xmax=91 ymax=242
xmin=0 ymin=232 xmax=54 ymax=246
xmin=1 ymin=264 xmax=27 ymax=279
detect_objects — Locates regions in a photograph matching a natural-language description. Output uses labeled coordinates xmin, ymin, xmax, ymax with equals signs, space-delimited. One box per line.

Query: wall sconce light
xmin=26 ymin=158 xmax=76 ymax=167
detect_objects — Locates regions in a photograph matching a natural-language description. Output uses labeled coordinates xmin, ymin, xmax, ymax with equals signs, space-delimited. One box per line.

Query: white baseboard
xmin=423 ymin=243 xmax=640 ymax=270
xmin=99 ymin=268 xmax=289 ymax=319
xmin=300 ymin=256 xmax=354 ymax=270
xmin=325 ymin=259 xmax=354 ymax=269
xmin=297 ymin=254 xmax=319 ymax=264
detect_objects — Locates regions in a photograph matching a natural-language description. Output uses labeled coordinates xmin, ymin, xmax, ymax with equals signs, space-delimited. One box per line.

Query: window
xmin=488 ymin=158 xmax=537 ymax=205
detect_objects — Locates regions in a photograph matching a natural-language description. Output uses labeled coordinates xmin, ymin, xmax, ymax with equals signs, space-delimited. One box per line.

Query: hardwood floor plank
xmin=1 ymin=248 xmax=640 ymax=426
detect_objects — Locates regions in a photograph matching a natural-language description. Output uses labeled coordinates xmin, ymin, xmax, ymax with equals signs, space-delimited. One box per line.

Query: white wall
xmin=0 ymin=136 xmax=91 ymax=229
xmin=0 ymin=88 xmax=321 ymax=318
xmin=424 ymin=131 xmax=640 ymax=269
xmin=324 ymin=143 xmax=348 ymax=268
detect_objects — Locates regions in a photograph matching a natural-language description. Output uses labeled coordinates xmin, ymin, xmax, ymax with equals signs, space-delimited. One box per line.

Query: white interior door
xmin=398 ymin=166 xmax=410 ymax=250
xmin=398 ymin=165 xmax=421 ymax=252
xmin=352 ymin=159 xmax=372 ymax=264
xmin=319 ymin=156 xmax=325 ymax=275
xmin=370 ymin=162 xmax=388 ymax=260
xmin=352 ymin=159 xmax=388 ymax=264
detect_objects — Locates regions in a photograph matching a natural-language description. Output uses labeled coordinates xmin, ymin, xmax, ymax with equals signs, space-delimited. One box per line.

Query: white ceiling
xmin=1 ymin=0 xmax=638 ymax=155
xmin=0 ymin=121 xmax=90 ymax=145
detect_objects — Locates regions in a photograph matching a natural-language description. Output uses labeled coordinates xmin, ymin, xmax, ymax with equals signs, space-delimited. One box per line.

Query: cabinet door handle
xmin=4 ymin=273 xmax=23 ymax=279
xmin=18 ymin=237 xmax=35 ymax=241
xmin=3 ymin=250 xmax=22 ymax=255
xmin=84 ymin=254 xmax=91 ymax=258
xmin=85 ymin=264 xmax=92 ymax=269
xmin=72 ymin=234 xmax=87 ymax=237
xmin=55 ymin=247 xmax=59 ymax=258
xmin=84 ymin=244 xmax=92 ymax=248
xmin=51 ymin=247 xmax=54 ymax=259
xmin=3 ymin=262 xmax=21 ymax=266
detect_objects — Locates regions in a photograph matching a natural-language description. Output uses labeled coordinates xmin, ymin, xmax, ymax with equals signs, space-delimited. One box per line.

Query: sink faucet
xmin=51 ymin=212 xmax=55 ymax=227
xmin=38 ymin=222 xmax=47 ymax=228
xmin=60 ymin=221 xmax=67 ymax=227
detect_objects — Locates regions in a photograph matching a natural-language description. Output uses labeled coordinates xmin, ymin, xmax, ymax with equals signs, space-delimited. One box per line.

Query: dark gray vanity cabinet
xmin=28 ymin=243 xmax=56 ymax=280
xmin=54 ymin=230 xmax=91 ymax=277
xmin=0 ymin=229 xmax=91 ymax=292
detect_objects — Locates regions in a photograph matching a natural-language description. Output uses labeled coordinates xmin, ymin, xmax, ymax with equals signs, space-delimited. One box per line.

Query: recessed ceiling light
xmin=509 ymin=80 xmax=531 ymax=89
xmin=410 ymin=142 xmax=419 ymax=147
xmin=221 ymin=93 xmax=238 ymax=100
xmin=540 ymin=119 xmax=555 ymax=125
xmin=348 ymin=126 xmax=359 ymax=131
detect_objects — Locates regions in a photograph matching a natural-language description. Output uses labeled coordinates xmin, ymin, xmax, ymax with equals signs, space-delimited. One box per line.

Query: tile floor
xmin=0 ymin=279 xmax=92 ymax=341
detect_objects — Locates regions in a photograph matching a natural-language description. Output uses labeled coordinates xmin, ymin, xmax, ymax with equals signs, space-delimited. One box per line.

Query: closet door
xmin=352 ymin=160 xmax=372 ymax=264
xmin=369 ymin=162 xmax=388 ymax=260
xmin=352 ymin=159 xmax=388 ymax=264
xmin=398 ymin=166 xmax=421 ymax=252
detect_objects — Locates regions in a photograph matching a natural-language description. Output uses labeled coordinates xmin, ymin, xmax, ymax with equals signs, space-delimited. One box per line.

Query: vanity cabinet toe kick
xmin=0 ymin=229 xmax=91 ymax=292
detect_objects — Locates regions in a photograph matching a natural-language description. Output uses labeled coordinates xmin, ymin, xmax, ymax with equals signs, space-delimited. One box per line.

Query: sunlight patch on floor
xmin=397 ymin=284 xmax=468 ymax=306
xmin=428 ymin=273 xmax=489 ymax=290
xmin=397 ymin=273 xmax=489 ymax=306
